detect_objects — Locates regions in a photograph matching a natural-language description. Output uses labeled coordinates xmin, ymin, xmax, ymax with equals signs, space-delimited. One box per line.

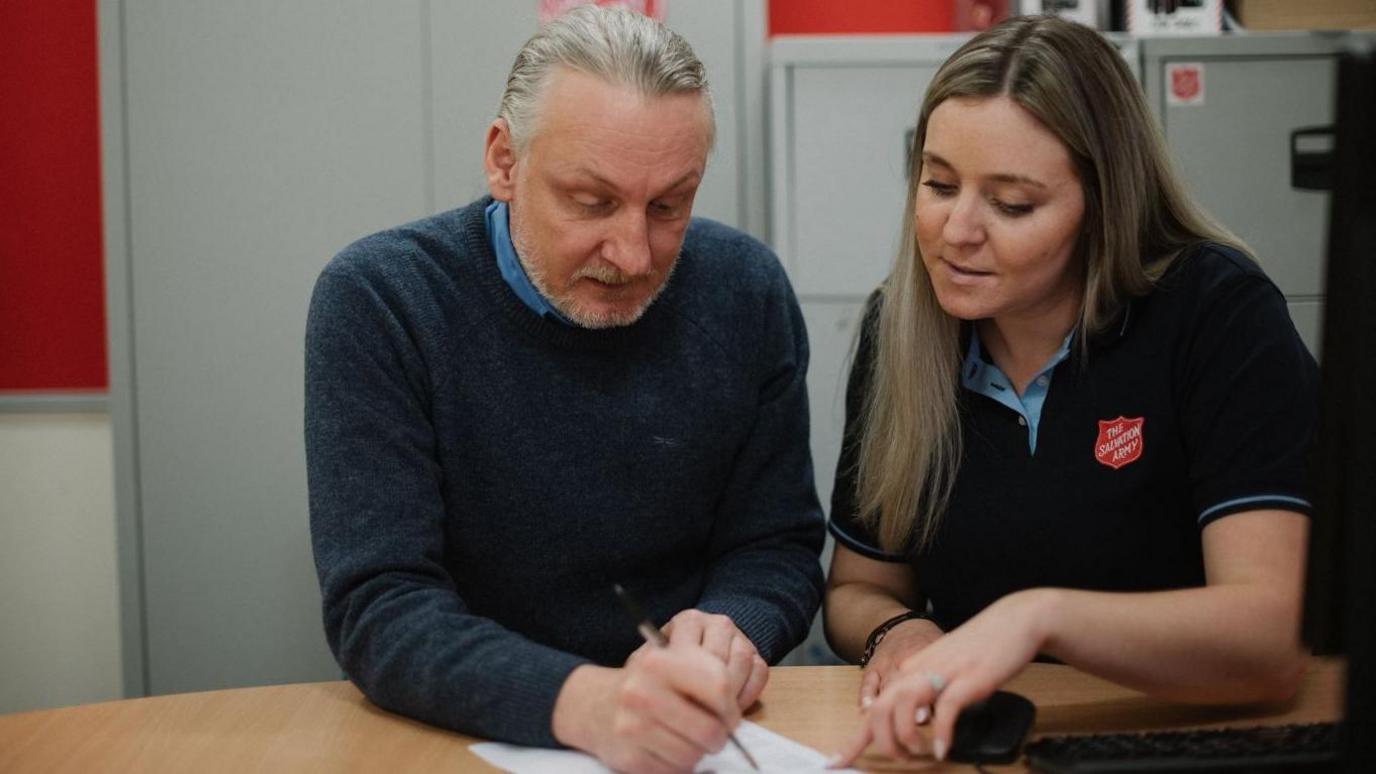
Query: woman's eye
xmin=992 ymin=199 xmax=1034 ymax=217
xmin=921 ymin=180 xmax=956 ymax=196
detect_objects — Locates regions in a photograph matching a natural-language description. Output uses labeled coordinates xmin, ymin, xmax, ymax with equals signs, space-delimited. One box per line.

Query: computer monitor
xmin=1300 ymin=38 xmax=1376 ymax=771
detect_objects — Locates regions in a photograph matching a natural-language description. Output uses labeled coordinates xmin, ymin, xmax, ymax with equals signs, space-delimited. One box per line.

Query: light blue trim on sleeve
xmin=827 ymin=520 xmax=907 ymax=563
xmin=1197 ymin=494 xmax=1313 ymax=523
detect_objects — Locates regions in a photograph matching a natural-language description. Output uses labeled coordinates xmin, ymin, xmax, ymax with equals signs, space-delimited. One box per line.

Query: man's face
xmin=486 ymin=68 xmax=711 ymax=328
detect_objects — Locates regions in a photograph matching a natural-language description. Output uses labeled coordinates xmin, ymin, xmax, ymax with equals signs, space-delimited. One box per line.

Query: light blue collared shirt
xmin=961 ymin=328 xmax=1075 ymax=454
xmin=485 ymin=200 xmax=573 ymax=325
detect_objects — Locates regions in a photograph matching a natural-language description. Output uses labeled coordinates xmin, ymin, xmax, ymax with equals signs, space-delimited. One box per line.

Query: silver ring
xmin=924 ymin=672 xmax=947 ymax=694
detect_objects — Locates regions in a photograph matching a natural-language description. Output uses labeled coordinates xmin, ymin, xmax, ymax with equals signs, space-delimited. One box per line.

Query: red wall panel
xmin=769 ymin=0 xmax=954 ymax=35
xmin=0 ymin=0 xmax=108 ymax=392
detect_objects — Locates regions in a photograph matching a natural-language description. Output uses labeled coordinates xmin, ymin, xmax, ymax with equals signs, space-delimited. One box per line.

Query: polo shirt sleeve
xmin=828 ymin=291 xmax=909 ymax=562
xmin=1178 ymin=252 xmax=1319 ymax=528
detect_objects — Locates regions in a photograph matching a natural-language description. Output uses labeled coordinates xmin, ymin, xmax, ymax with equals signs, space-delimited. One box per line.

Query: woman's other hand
xmin=831 ymin=588 xmax=1053 ymax=766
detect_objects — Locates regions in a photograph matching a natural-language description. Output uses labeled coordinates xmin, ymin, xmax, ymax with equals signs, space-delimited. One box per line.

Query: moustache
xmin=573 ymin=265 xmax=651 ymax=285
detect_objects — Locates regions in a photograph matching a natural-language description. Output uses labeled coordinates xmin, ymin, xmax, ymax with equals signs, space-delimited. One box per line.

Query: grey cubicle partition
xmin=768 ymin=35 xmax=979 ymax=665
xmin=1140 ymin=33 xmax=1368 ymax=356
xmin=100 ymin=0 xmax=768 ymax=697
xmin=770 ymin=35 xmax=963 ymax=537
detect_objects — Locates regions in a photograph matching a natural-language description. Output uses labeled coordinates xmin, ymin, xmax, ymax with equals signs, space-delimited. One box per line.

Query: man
xmin=304 ymin=6 xmax=824 ymax=772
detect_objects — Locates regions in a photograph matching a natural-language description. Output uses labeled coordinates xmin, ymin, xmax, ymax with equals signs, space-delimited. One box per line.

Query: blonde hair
xmin=856 ymin=15 xmax=1246 ymax=553
xmin=497 ymin=4 xmax=714 ymax=154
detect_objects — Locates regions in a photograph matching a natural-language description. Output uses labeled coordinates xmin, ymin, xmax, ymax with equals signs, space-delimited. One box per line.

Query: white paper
xmin=470 ymin=720 xmax=858 ymax=773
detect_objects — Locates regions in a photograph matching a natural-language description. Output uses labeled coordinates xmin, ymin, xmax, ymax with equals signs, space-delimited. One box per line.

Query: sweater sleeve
xmin=305 ymin=259 xmax=585 ymax=747
xmin=692 ymin=262 xmax=826 ymax=663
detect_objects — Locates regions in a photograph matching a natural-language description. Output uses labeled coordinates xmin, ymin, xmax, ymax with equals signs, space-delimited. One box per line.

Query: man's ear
xmin=484 ymin=119 xmax=518 ymax=201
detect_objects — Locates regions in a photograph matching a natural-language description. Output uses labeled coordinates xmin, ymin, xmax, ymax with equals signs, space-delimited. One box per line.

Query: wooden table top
xmin=0 ymin=659 xmax=1344 ymax=772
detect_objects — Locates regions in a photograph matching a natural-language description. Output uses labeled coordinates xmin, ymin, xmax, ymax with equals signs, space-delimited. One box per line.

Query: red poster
xmin=539 ymin=0 xmax=664 ymax=24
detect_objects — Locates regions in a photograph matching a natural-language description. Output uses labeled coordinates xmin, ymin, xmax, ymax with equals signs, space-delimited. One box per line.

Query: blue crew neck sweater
xmin=305 ymin=198 xmax=825 ymax=747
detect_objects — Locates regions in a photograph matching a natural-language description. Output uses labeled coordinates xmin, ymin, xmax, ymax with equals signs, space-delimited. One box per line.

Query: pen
xmin=611 ymin=583 xmax=761 ymax=771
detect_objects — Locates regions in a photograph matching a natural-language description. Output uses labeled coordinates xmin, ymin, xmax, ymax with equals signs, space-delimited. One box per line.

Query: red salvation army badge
xmin=1166 ymin=63 xmax=1205 ymax=106
xmin=1095 ymin=417 xmax=1145 ymax=470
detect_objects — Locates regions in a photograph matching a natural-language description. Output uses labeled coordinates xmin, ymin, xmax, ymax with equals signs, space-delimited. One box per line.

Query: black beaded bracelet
xmin=859 ymin=610 xmax=931 ymax=667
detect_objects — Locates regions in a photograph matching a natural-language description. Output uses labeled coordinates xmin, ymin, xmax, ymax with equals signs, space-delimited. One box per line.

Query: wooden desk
xmin=0 ymin=659 xmax=1343 ymax=772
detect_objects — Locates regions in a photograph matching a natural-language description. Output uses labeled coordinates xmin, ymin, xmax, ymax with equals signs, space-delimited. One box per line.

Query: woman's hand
xmin=831 ymin=589 xmax=1054 ymax=767
xmin=858 ymin=617 xmax=943 ymax=709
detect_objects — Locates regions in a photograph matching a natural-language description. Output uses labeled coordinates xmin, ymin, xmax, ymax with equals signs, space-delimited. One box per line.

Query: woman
xmin=825 ymin=15 xmax=1317 ymax=767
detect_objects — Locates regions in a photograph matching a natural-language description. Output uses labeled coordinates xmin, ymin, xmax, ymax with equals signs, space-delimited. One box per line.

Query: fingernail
xmin=934 ymin=738 xmax=947 ymax=761
xmin=860 ymin=695 xmax=873 ymax=709
xmin=914 ymin=706 xmax=930 ymax=724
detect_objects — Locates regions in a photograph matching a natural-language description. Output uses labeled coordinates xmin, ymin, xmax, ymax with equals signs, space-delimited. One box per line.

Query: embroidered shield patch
xmin=1095 ymin=416 xmax=1145 ymax=470
xmin=1170 ymin=65 xmax=1202 ymax=102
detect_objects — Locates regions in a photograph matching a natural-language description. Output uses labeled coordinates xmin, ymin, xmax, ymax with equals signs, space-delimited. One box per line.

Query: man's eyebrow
xmin=568 ymin=168 xmax=702 ymax=197
xmin=567 ymin=168 xmax=618 ymax=191
xmin=920 ymin=151 xmax=1047 ymax=189
xmin=658 ymin=171 xmax=703 ymax=194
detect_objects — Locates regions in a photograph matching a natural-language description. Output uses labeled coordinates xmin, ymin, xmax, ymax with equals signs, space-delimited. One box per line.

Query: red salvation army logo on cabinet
xmin=1095 ymin=417 xmax=1145 ymax=470
xmin=1166 ymin=63 xmax=1205 ymax=106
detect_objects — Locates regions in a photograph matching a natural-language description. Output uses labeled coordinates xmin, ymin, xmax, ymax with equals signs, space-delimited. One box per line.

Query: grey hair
xmin=497 ymin=4 xmax=715 ymax=153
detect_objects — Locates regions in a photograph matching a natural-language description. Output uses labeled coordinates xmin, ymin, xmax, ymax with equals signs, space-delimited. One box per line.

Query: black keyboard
xmin=1024 ymin=721 xmax=1341 ymax=773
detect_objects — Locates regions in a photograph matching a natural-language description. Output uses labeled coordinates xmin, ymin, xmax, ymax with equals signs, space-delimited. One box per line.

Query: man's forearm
xmin=325 ymin=578 xmax=588 ymax=746
xmin=695 ymin=542 xmax=824 ymax=661
xmin=551 ymin=664 xmax=619 ymax=751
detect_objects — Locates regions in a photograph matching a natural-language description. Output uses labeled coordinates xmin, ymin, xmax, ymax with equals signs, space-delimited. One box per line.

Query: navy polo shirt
xmin=829 ymin=243 xmax=1318 ymax=633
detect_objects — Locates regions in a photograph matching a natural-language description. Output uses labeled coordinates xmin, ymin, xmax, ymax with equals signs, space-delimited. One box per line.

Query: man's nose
xmin=601 ymin=209 xmax=653 ymax=276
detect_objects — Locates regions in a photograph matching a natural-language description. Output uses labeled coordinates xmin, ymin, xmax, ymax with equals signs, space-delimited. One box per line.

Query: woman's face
xmin=915 ymin=95 xmax=1086 ymax=330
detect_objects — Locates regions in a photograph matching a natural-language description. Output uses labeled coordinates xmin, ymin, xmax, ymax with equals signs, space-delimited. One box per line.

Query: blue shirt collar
xmin=961 ymin=326 xmax=1075 ymax=454
xmin=485 ymin=200 xmax=574 ymax=325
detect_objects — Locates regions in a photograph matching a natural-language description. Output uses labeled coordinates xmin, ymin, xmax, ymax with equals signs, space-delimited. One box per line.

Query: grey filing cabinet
xmin=770 ymin=36 xmax=966 ymax=555
xmin=99 ymin=0 xmax=769 ymax=697
xmin=1141 ymin=33 xmax=1376 ymax=356
xmin=768 ymin=35 xmax=983 ymax=664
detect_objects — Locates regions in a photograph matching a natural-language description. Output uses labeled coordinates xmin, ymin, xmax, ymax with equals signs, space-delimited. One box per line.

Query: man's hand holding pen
xmin=648 ymin=609 xmax=769 ymax=712
xmin=551 ymin=628 xmax=750 ymax=773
